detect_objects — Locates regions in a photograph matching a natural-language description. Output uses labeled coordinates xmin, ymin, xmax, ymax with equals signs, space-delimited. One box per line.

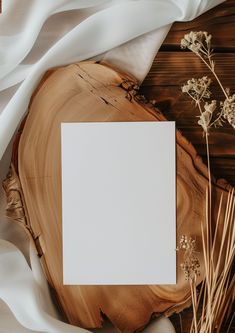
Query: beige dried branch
xmin=181 ymin=31 xmax=235 ymax=131
xmin=179 ymin=31 xmax=235 ymax=333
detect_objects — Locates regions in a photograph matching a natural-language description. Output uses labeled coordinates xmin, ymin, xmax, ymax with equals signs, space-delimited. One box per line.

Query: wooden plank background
xmin=141 ymin=0 xmax=235 ymax=186
xmin=141 ymin=1 xmax=235 ymax=332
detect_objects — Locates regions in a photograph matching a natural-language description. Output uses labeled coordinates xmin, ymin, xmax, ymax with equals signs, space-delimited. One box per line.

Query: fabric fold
xmin=0 ymin=0 xmax=109 ymax=80
xmin=0 ymin=239 xmax=91 ymax=333
xmin=0 ymin=0 xmax=225 ymax=160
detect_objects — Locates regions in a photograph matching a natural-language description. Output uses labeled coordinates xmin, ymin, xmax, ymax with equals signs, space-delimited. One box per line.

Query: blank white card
xmin=61 ymin=122 xmax=176 ymax=285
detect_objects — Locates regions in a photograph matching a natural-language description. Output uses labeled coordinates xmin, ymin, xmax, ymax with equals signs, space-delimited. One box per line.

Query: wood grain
xmin=162 ymin=0 xmax=235 ymax=50
xmin=141 ymin=52 xmax=235 ymax=185
xmin=141 ymin=0 xmax=235 ymax=187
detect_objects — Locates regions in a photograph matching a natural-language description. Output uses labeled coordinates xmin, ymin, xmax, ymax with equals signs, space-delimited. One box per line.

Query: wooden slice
xmin=2 ymin=62 xmax=232 ymax=333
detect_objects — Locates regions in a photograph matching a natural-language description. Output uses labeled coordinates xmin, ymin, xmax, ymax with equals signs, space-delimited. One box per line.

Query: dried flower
xmin=197 ymin=100 xmax=216 ymax=133
xmin=212 ymin=116 xmax=224 ymax=128
xmin=179 ymin=235 xmax=200 ymax=281
xmin=182 ymin=76 xmax=212 ymax=101
xmin=181 ymin=31 xmax=235 ymax=132
xmin=179 ymin=31 xmax=235 ymax=333
xmin=180 ymin=31 xmax=212 ymax=57
xmin=221 ymin=94 xmax=235 ymax=129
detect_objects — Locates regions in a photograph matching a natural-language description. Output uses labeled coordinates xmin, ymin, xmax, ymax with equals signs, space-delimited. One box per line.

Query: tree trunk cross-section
xmin=3 ymin=62 xmax=232 ymax=333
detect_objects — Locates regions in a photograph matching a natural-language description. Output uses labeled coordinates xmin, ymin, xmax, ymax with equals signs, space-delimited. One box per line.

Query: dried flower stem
xmin=197 ymin=51 xmax=229 ymax=100
xmin=181 ymin=31 xmax=235 ymax=130
xmin=179 ymin=31 xmax=235 ymax=333
xmin=190 ymin=278 xmax=198 ymax=333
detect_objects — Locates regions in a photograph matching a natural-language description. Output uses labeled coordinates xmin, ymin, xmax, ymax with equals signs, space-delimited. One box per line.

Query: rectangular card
xmin=61 ymin=121 xmax=176 ymax=285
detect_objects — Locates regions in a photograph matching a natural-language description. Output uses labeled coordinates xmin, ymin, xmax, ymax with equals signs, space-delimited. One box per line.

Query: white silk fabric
xmin=0 ymin=0 xmax=225 ymax=332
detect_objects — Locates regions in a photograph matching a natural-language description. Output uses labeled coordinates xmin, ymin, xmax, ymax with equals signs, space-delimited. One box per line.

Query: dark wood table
xmin=141 ymin=1 xmax=235 ymax=331
xmin=142 ymin=0 xmax=235 ymax=187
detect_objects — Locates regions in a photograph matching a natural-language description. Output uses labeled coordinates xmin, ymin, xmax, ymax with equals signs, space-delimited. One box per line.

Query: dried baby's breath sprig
xmin=181 ymin=30 xmax=235 ymax=134
xmin=179 ymin=235 xmax=200 ymax=281
xmin=179 ymin=31 xmax=235 ymax=333
xmin=181 ymin=31 xmax=213 ymax=60
xmin=182 ymin=77 xmax=212 ymax=101
xmin=181 ymin=77 xmax=218 ymax=134
xmin=221 ymin=94 xmax=235 ymax=129
xmin=178 ymin=194 xmax=235 ymax=333
xmin=181 ymin=31 xmax=230 ymax=100
xmin=197 ymin=100 xmax=217 ymax=133
xmin=181 ymin=31 xmax=215 ymax=78
xmin=178 ymin=235 xmax=201 ymax=331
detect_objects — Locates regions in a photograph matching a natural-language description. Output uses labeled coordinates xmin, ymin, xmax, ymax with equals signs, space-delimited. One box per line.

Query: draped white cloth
xmin=0 ymin=1 xmax=224 ymax=332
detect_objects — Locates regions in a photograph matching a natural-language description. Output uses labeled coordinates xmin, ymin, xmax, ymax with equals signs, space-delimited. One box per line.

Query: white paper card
xmin=61 ymin=121 xmax=176 ymax=285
